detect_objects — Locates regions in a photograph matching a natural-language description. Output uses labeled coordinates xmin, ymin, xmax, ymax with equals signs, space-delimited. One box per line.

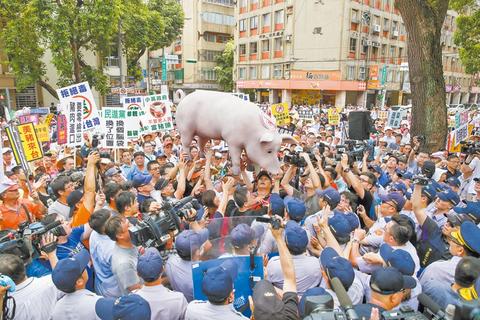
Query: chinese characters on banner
xmin=34 ymin=123 xmax=50 ymax=142
xmin=141 ymin=94 xmax=174 ymax=133
xmin=16 ymin=123 xmax=43 ymax=161
xmin=121 ymin=96 xmax=145 ymax=139
xmin=66 ymin=101 xmax=83 ymax=146
xmin=377 ymin=111 xmax=389 ymax=120
xmin=57 ymin=114 xmax=68 ymax=145
xmin=387 ymin=109 xmax=407 ymax=128
xmin=298 ymin=110 xmax=314 ymax=122
xmin=270 ymin=103 xmax=290 ymax=126
xmin=454 ymin=111 xmax=470 ymax=145
xmin=101 ymin=108 xmax=128 ymax=148
xmin=56 ymin=82 xmax=103 ymax=134
xmin=327 ymin=108 xmax=340 ymax=125
xmin=18 ymin=114 xmax=39 ymax=124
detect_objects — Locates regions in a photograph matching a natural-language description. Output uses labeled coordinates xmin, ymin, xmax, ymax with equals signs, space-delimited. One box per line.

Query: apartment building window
xmin=239 ymin=19 xmax=247 ymax=32
xmin=351 ymin=9 xmax=359 ymax=23
xmin=239 ymin=44 xmax=246 ymax=55
xmin=238 ymin=67 xmax=246 ymax=80
xmin=349 ymin=38 xmax=357 ymax=52
xmin=398 ymin=47 xmax=403 ymax=58
xmin=261 ymin=65 xmax=270 ymax=79
xmin=203 ymin=0 xmax=235 ymax=5
xmin=202 ymin=12 xmax=235 ymax=25
xmin=274 ymin=38 xmax=283 ymax=51
xmin=262 ymin=39 xmax=270 ymax=51
xmin=250 ymin=66 xmax=257 ymax=79
xmin=384 ymin=18 xmax=390 ymax=31
xmin=346 ymin=65 xmax=355 ymax=80
xmin=381 ymin=44 xmax=387 ymax=57
xmin=204 ymin=32 xmax=216 ymax=42
xmin=392 ymin=21 xmax=398 ymax=32
xmin=373 ymin=15 xmax=380 ymax=27
xmin=381 ymin=0 xmax=388 ymax=10
xmin=274 ymin=10 xmax=284 ymax=24
xmin=273 ymin=64 xmax=282 ymax=79
xmin=395 ymin=70 xmax=401 ymax=82
xmin=217 ymin=34 xmax=231 ymax=43
xmin=239 ymin=0 xmax=247 ymax=7
xmin=15 ymin=86 xmax=38 ymax=108
xmin=359 ymin=66 xmax=366 ymax=80
xmin=250 ymin=16 xmax=258 ymax=29
xmin=262 ymin=13 xmax=271 ymax=27
xmin=250 ymin=42 xmax=258 ymax=54
xmin=202 ymin=69 xmax=217 ymax=81
xmin=389 ymin=45 xmax=396 ymax=58
xmin=387 ymin=69 xmax=393 ymax=82
xmin=362 ymin=43 xmax=368 ymax=54
xmin=202 ymin=50 xmax=221 ymax=61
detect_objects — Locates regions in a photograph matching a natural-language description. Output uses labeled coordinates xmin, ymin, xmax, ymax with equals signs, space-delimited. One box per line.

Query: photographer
xmin=0 ymin=234 xmax=59 ymax=319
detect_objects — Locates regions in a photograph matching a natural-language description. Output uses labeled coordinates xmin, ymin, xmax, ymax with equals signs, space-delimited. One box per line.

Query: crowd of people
xmin=0 ymin=105 xmax=479 ymax=320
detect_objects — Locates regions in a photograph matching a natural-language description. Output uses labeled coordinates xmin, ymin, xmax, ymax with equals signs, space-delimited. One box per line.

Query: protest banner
xmin=454 ymin=110 xmax=470 ymax=145
xmin=141 ymin=94 xmax=174 ymax=133
xmin=6 ymin=123 xmax=43 ymax=162
xmin=65 ymin=101 xmax=84 ymax=147
xmin=34 ymin=123 xmax=50 ymax=143
xmin=270 ymin=102 xmax=290 ymax=126
xmin=57 ymin=114 xmax=68 ymax=145
xmin=45 ymin=113 xmax=55 ymax=126
xmin=327 ymin=108 xmax=340 ymax=125
xmin=298 ymin=110 xmax=314 ymax=122
xmin=121 ymin=96 xmax=145 ymax=139
xmin=18 ymin=114 xmax=39 ymax=124
xmin=56 ymin=82 xmax=103 ymax=134
xmin=101 ymin=108 xmax=128 ymax=149
xmin=387 ymin=109 xmax=407 ymax=128
xmin=377 ymin=110 xmax=389 ymax=120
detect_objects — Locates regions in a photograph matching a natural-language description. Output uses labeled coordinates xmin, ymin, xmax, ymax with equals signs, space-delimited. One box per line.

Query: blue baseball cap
xmin=369 ymin=267 xmax=417 ymax=295
xmin=137 ymin=248 xmax=163 ymax=282
xmin=395 ymin=169 xmax=413 ymax=180
xmin=231 ymin=223 xmax=263 ymax=248
xmin=132 ymin=174 xmax=152 ymax=188
xmin=283 ymin=196 xmax=306 ymax=222
xmin=421 ymin=185 xmax=437 ymax=202
xmin=446 ymin=177 xmax=461 ymax=188
xmin=328 ymin=212 xmax=358 ymax=240
xmin=269 ymin=193 xmax=285 ymax=217
xmin=320 ymin=247 xmax=355 ymax=290
xmin=429 ymin=180 xmax=446 ymax=193
xmin=315 ymin=187 xmax=341 ymax=208
xmin=390 ymin=182 xmax=407 ymax=195
xmin=52 ymin=249 xmax=90 ymax=293
xmin=202 ymin=259 xmax=238 ymax=302
xmin=96 ymin=294 xmax=151 ymax=320
xmin=299 ymin=287 xmax=332 ymax=318
xmin=453 ymin=201 xmax=480 ymax=224
xmin=370 ymin=165 xmax=383 ymax=174
xmin=284 ymin=221 xmax=308 ymax=253
xmin=437 ymin=188 xmax=460 ymax=206
xmin=379 ymin=244 xmax=415 ymax=276
xmin=379 ymin=193 xmax=406 ymax=211
xmin=450 ymin=221 xmax=480 ymax=255
xmin=175 ymin=229 xmax=209 ymax=257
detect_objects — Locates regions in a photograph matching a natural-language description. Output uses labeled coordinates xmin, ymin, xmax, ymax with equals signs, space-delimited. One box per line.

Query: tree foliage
xmin=452 ymin=1 xmax=480 ymax=75
xmin=0 ymin=0 xmax=184 ymax=98
xmin=214 ymin=40 xmax=234 ymax=92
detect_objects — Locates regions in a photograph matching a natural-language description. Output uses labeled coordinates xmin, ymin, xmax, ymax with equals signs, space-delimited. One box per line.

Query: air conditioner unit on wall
xmin=373 ymin=24 xmax=381 ymax=33
xmin=393 ymin=30 xmax=399 ymax=37
xmin=285 ymin=34 xmax=292 ymax=41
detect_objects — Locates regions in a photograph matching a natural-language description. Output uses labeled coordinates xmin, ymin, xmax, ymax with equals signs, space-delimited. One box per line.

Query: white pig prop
xmin=175 ymin=90 xmax=296 ymax=175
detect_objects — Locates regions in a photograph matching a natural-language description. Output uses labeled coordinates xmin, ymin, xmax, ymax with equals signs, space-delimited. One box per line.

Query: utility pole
xmin=362 ymin=6 xmax=371 ymax=109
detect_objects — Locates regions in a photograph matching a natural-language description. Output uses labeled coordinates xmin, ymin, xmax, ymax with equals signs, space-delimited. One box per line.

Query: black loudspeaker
xmin=348 ymin=111 xmax=373 ymax=140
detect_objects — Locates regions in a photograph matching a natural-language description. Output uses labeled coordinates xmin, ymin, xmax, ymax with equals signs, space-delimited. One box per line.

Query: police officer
xmin=51 ymin=249 xmax=101 ymax=319
xmin=95 ymin=294 xmax=151 ymax=320
xmin=267 ymin=221 xmax=321 ymax=296
xmin=304 ymin=187 xmax=341 ymax=238
xmin=425 ymin=188 xmax=460 ymax=228
xmin=229 ymin=223 xmax=264 ymax=256
xmin=135 ymin=248 xmax=188 ymax=320
xmin=185 ymin=260 xmax=247 ymax=319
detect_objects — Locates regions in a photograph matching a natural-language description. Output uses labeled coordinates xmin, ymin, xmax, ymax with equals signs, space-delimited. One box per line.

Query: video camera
xmin=255 ymin=216 xmax=282 ymax=230
xmin=129 ymin=196 xmax=201 ymax=248
xmin=284 ymin=151 xmax=316 ymax=167
xmin=0 ymin=220 xmax=65 ymax=263
xmin=335 ymin=140 xmax=372 ymax=163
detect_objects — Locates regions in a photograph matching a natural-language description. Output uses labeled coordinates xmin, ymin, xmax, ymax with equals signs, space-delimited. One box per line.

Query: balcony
xmin=274 ymin=50 xmax=283 ymax=58
xmin=240 ymin=6 xmax=247 ymax=13
xmin=274 ymin=23 xmax=284 ymax=31
xmin=239 ymin=55 xmax=247 ymax=62
xmin=250 ymin=53 xmax=258 ymax=60
xmin=262 ymin=0 xmax=270 ymax=6
xmin=250 ymin=2 xmax=258 ymax=10
xmin=250 ymin=28 xmax=258 ymax=36
xmin=261 ymin=51 xmax=270 ymax=59
xmin=262 ymin=26 xmax=271 ymax=33
xmin=240 ymin=31 xmax=247 ymax=38
xmin=104 ymin=56 xmax=120 ymax=67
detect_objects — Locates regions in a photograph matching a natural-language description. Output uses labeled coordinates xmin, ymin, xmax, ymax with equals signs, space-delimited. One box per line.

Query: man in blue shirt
xmin=126 ymin=151 xmax=148 ymax=180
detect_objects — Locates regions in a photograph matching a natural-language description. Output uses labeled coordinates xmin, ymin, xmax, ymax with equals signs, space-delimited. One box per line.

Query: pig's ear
xmin=259 ymin=132 xmax=275 ymax=143
xmin=280 ymin=134 xmax=297 ymax=145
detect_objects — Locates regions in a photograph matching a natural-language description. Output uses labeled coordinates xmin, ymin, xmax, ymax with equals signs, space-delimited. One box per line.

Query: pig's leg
xmin=229 ymin=145 xmax=242 ymax=176
xmin=180 ymin=131 xmax=193 ymax=157
xmin=197 ymin=136 xmax=206 ymax=157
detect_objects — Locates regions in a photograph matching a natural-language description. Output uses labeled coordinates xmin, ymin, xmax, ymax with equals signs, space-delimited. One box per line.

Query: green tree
xmin=394 ymin=0 xmax=449 ymax=152
xmin=214 ymin=40 xmax=234 ymax=92
xmin=452 ymin=1 xmax=480 ymax=74
xmin=0 ymin=0 xmax=183 ymax=99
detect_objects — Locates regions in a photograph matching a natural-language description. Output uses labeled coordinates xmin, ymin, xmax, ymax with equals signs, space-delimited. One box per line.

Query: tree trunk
xmin=71 ymin=40 xmax=82 ymax=82
xmin=38 ymin=79 xmax=58 ymax=100
xmin=395 ymin=0 xmax=449 ymax=152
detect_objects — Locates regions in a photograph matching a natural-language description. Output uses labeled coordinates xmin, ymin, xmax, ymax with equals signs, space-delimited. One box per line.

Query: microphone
xmin=418 ymin=293 xmax=446 ymax=319
xmin=330 ymin=277 xmax=359 ymax=320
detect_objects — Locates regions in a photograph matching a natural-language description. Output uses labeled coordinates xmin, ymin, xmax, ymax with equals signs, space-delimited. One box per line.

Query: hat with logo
xmin=379 ymin=193 xmax=406 ymax=212
xmin=450 ymin=221 xmax=480 ymax=255
xmin=202 ymin=259 xmax=238 ymax=302
xmin=231 ymin=223 xmax=263 ymax=248
xmin=95 ymin=294 xmax=151 ymax=320
xmin=379 ymin=244 xmax=415 ymax=276
xmin=252 ymin=280 xmax=289 ymax=320
xmin=328 ymin=212 xmax=359 ymax=241
xmin=453 ymin=201 xmax=480 ymax=224
xmin=105 ymin=167 xmax=123 ymax=178
xmin=370 ymin=267 xmax=416 ymax=295
xmin=446 ymin=177 xmax=461 ymax=188
xmin=175 ymin=229 xmax=209 ymax=257
xmin=421 ymin=161 xmax=437 ymax=179
xmin=137 ymin=248 xmax=163 ymax=282
xmin=369 ymin=165 xmax=383 ymax=175
xmin=396 ymin=169 xmax=413 ymax=180
xmin=269 ymin=193 xmax=285 ymax=217
xmin=284 ymin=221 xmax=308 ymax=254
xmin=421 ymin=185 xmax=437 ymax=202
xmin=390 ymin=181 xmax=407 ymax=195
xmin=320 ymin=247 xmax=355 ymax=290
xmin=283 ymin=196 xmax=306 ymax=222
xmin=52 ymin=249 xmax=90 ymax=293
xmin=298 ymin=287 xmax=333 ymax=318
xmin=437 ymin=188 xmax=460 ymax=206
xmin=132 ymin=174 xmax=152 ymax=188
xmin=315 ymin=187 xmax=341 ymax=208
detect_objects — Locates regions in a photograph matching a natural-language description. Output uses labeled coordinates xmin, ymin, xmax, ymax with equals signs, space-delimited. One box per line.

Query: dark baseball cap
xmin=453 ymin=201 xmax=480 ymax=224
xmin=379 ymin=193 xmax=406 ymax=211
xmin=137 ymin=248 xmax=163 ymax=282
xmin=105 ymin=167 xmax=122 ymax=178
xmin=437 ymin=188 xmax=460 ymax=206
xmin=421 ymin=160 xmax=437 ymax=178
xmin=132 ymin=174 xmax=152 ymax=188
xmin=256 ymin=170 xmax=272 ymax=182
xmin=320 ymin=247 xmax=355 ymax=290
xmin=328 ymin=212 xmax=359 ymax=240
xmin=450 ymin=221 xmax=480 ymax=255
xmin=421 ymin=185 xmax=437 ymax=202
xmin=379 ymin=244 xmax=415 ymax=276
xmin=269 ymin=193 xmax=285 ymax=217
xmin=202 ymin=259 xmax=238 ymax=302
xmin=315 ymin=187 xmax=341 ymax=208
xmin=299 ymin=287 xmax=333 ymax=318
xmin=369 ymin=267 xmax=416 ymax=295
xmin=231 ymin=223 xmax=264 ymax=248
xmin=252 ymin=280 xmax=288 ymax=320
xmin=52 ymin=249 xmax=90 ymax=293
xmin=283 ymin=196 xmax=306 ymax=222
xmin=95 ymin=294 xmax=151 ymax=320
xmin=67 ymin=190 xmax=83 ymax=217
xmin=446 ymin=177 xmax=461 ymax=188
xmin=175 ymin=229 xmax=209 ymax=257
xmin=284 ymin=221 xmax=308 ymax=253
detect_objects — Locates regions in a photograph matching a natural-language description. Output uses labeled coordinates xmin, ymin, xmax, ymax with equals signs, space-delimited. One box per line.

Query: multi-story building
xmin=155 ymin=0 xmax=235 ymax=94
xmin=234 ymin=0 xmax=480 ymax=106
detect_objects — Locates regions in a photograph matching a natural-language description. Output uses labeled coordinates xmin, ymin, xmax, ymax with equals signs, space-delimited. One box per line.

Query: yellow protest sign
xmin=35 ymin=123 xmax=50 ymax=142
xmin=45 ymin=113 xmax=55 ymax=126
xmin=270 ymin=102 xmax=290 ymax=126
xmin=327 ymin=108 xmax=340 ymax=125
xmin=16 ymin=123 xmax=43 ymax=161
